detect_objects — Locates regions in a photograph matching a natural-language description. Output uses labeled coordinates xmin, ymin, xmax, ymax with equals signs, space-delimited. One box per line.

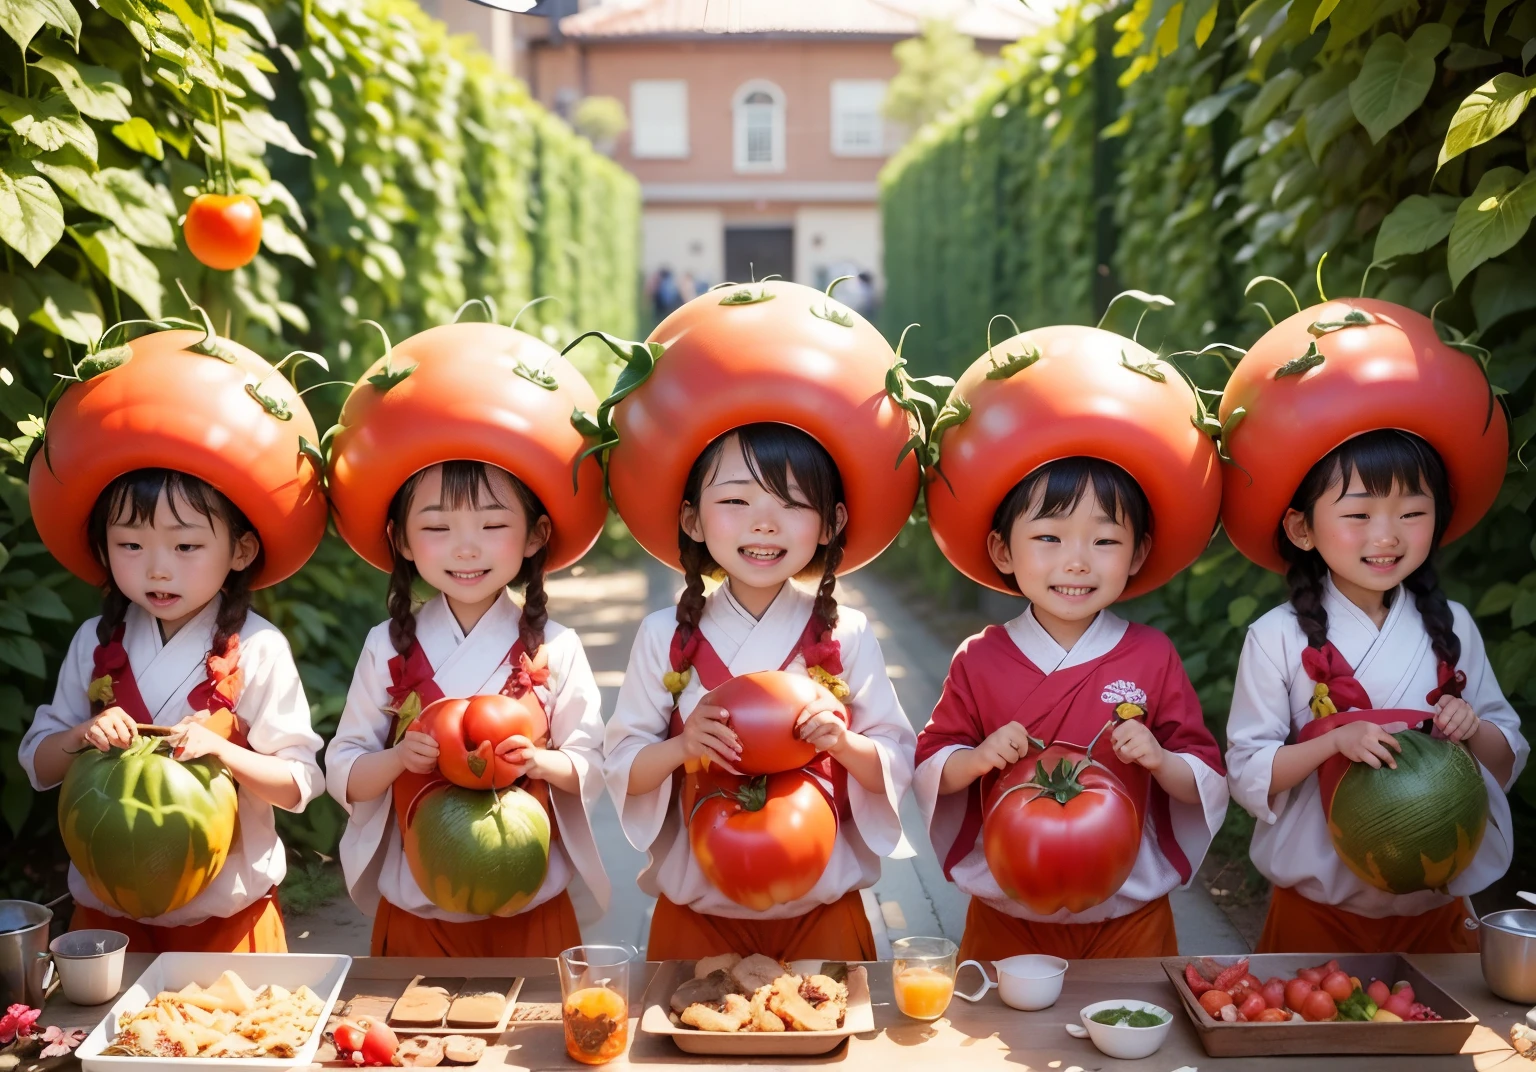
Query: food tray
xmin=333 ymin=973 xmax=522 ymax=1040
xmin=77 ymin=952 xmax=351 ymax=1071
xmin=639 ymin=959 xmax=873 ymax=1056
xmin=1161 ymin=953 xmax=1478 ymax=1056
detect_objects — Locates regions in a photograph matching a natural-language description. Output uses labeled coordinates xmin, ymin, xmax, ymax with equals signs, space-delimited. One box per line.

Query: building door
xmin=725 ymin=226 xmax=793 ymax=284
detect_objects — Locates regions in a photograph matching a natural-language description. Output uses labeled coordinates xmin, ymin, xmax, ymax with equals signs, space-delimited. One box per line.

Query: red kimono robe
xmin=914 ymin=608 xmax=1227 ymax=961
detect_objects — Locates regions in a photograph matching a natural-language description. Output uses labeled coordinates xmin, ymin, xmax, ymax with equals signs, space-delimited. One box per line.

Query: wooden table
xmin=43 ymin=953 xmax=1533 ymax=1070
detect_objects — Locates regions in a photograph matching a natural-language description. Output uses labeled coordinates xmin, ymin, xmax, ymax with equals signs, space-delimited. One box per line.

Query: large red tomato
xmin=925 ymin=324 xmax=1220 ymax=599
xmin=1219 ymin=298 xmax=1507 ymax=573
xmin=409 ymin=693 xmax=547 ymax=790
xmin=594 ymin=280 xmax=920 ymax=574
xmin=982 ymin=744 xmax=1142 ymax=914
xmin=688 ymin=771 xmax=837 ymax=911
xmin=698 ymin=671 xmax=843 ymax=775
xmin=28 ymin=329 xmax=326 ymax=588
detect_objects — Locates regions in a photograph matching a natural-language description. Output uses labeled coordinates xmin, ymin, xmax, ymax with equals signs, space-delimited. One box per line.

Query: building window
xmin=831 ymin=79 xmax=887 ymax=156
xmin=631 ymin=79 xmax=688 ymax=158
xmin=733 ymin=80 xmax=785 ymax=172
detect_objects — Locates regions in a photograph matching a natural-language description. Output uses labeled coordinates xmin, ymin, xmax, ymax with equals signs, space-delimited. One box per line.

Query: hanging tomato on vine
xmin=183 ymin=0 xmax=262 ymax=271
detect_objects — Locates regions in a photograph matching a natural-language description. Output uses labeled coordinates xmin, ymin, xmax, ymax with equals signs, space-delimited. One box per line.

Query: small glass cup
xmin=558 ymin=945 xmax=633 ymax=1065
xmin=891 ymin=936 xmax=988 ymax=1021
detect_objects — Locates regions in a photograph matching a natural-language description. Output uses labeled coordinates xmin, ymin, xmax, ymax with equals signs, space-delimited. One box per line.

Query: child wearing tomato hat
xmin=19 ymin=325 xmax=328 ymax=953
xmin=323 ymin=319 xmax=611 ymax=957
xmin=591 ymin=280 xmax=919 ymax=961
xmin=914 ymin=321 xmax=1228 ymax=962
xmin=1221 ymin=299 xmax=1526 ymax=954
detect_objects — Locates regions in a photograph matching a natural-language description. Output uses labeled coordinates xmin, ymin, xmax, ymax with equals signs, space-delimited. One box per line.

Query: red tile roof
xmin=558 ymin=0 xmax=1042 ymax=41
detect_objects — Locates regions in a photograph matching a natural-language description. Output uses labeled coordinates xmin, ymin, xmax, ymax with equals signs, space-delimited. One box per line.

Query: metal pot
xmin=1479 ymin=907 xmax=1536 ymax=1004
xmin=0 ymin=900 xmax=55 ymax=1009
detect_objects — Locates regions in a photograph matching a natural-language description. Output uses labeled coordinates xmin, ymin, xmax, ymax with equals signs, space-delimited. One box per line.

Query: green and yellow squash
xmin=401 ymin=783 xmax=550 ymax=917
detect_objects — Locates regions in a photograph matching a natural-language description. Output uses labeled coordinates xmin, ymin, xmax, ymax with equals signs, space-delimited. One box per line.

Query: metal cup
xmin=0 ymin=900 xmax=55 ymax=1009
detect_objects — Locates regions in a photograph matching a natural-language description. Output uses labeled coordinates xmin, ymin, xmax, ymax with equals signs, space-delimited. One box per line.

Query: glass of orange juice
xmin=891 ymin=937 xmax=989 ymax=1021
xmin=558 ymin=945 xmax=634 ymax=1065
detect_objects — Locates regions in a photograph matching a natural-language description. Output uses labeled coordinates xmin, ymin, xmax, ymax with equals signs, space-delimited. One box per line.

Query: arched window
xmin=733 ymin=80 xmax=785 ymax=172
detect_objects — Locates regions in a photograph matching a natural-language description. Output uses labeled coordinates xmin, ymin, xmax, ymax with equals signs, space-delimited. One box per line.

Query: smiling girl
xmin=324 ymin=320 xmax=610 ymax=957
xmin=21 ymin=329 xmax=328 ymax=953
xmin=591 ymin=281 xmax=919 ymax=961
xmin=1222 ymin=300 xmax=1527 ymax=954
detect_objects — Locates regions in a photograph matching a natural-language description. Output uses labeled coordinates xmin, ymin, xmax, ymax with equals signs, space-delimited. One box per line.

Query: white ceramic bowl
xmin=1068 ymin=999 xmax=1172 ymax=1060
xmin=994 ymin=954 xmax=1067 ymax=1011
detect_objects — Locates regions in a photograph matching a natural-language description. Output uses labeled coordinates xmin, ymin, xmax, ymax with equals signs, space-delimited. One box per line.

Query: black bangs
xmin=991 ymin=457 xmax=1154 ymax=547
xmin=690 ymin=423 xmax=844 ymax=534
xmin=87 ymin=469 xmax=253 ymax=565
xmin=388 ymin=461 xmax=547 ymax=539
xmin=1304 ymin=429 xmax=1445 ymax=509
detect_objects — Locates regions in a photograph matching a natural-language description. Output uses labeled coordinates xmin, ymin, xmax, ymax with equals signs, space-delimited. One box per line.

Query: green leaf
xmin=69 ymin=223 xmax=163 ymax=319
xmin=261 ymin=212 xmax=313 ymax=266
xmin=1437 ymin=73 xmax=1536 ymax=170
xmin=1241 ymin=69 xmax=1303 ymax=134
xmin=1447 ymin=167 xmax=1536 ymax=290
xmin=0 ymin=271 xmax=38 ymax=334
xmin=34 ymin=163 xmax=177 ymax=250
xmin=1476 ymin=581 xmax=1519 ymax=618
xmin=0 ymin=159 xmax=63 ymax=266
xmin=0 ymin=0 xmax=80 ymax=52
xmin=1472 ymin=263 xmax=1536 ymax=333
xmin=1310 ymin=0 xmax=1341 ymax=30
xmin=111 ymin=117 xmax=164 ymax=160
xmin=21 ymin=584 xmax=68 ymax=620
xmin=1228 ymin=595 xmax=1258 ymax=627
xmin=1183 ymin=83 xmax=1246 ymax=127
xmin=1349 ymin=25 xmax=1451 ymax=143
xmin=26 ymin=267 xmax=103 ymax=344
xmin=29 ymin=48 xmax=132 ymax=122
xmin=1486 ymin=0 xmax=1519 ymax=42
xmin=1324 ymin=0 xmax=1413 ymax=52
xmin=0 ymin=91 xmax=97 ymax=160
xmin=1372 ymin=194 xmax=1459 ymax=262
xmin=1304 ymin=87 xmax=1357 ymax=163
xmin=0 ymin=634 xmax=43 ymax=676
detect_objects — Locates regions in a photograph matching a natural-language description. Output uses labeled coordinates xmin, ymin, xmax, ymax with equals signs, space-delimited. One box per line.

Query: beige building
xmin=513 ymin=0 xmax=1034 ymax=310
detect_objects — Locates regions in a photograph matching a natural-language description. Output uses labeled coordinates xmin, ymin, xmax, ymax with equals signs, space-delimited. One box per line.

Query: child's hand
xmin=1433 ymin=696 xmax=1480 ymax=742
xmin=395 ymin=730 xmax=440 ymax=774
xmin=680 ymin=704 xmax=741 ymax=772
xmin=1110 ymin=718 xmax=1164 ymax=772
xmin=796 ymin=692 xmax=849 ymax=755
xmin=1330 ymin=720 xmax=1402 ymax=769
xmin=167 ymin=716 xmax=230 ymax=762
xmin=495 ymin=734 xmax=537 ymax=779
xmin=80 ymin=707 xmax=139 ymax=752
xmin=970 ymin=723 xmax=1035 ymax=774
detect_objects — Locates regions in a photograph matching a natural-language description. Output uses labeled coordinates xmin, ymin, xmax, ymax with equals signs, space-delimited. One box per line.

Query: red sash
xmin=387 ymin=638 xmax=559 ymax=838
xmin=88 ymin=625 xmax=249 ymax=747
xmin=666 ymin=618 xmax=851 ymax=821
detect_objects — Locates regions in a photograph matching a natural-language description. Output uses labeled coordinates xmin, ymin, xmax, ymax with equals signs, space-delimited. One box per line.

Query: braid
xmin=211 ymin=563 xmax=255 ymax=657
xmin=1405 ymin=558 xmax=1461 ymax=669
xmin=1281 ymin=542 xmax=1331 ymax=650
xmin=812 ymin=530 xmax=845 ymax=639
xmin=516 ymin=545 xmax=549 ymax=654
xmin=97 ymin=586 xmax=132 ymax=645
xmin=676 ymin=533 xmax=709 ymax=648
xmin=387 ymin=555 xmax=420 ymax=655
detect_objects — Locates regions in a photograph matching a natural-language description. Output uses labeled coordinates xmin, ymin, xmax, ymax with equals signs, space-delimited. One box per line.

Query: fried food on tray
xmin=101 ymin=971 xmax=325 ymax=1059
xmin=671 ymin=957 xmax=850 ymax=1033
xmin=694 ymin=953 xmax=743 ymax=979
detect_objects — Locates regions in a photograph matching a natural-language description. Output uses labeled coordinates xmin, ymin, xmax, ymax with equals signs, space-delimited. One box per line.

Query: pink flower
xmin=0 ymin=1003 xmax=41 ymax=1044
xmin=38 ymin=1025 xmax=88 ymax=1058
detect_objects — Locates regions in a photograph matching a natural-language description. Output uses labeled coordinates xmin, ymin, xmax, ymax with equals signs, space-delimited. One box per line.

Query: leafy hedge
xmin=881 ymin=1 xmax=1536 ymax=883
xmin=0 ymin=0 xmax=639 ymax=898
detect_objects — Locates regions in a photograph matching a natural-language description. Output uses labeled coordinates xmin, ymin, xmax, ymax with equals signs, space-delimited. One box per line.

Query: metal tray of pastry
xmin=639 ymin=958 xmax=872 ymax=1056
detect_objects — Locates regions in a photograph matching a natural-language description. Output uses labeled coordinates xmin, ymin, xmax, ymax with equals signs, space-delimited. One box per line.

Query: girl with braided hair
xmin=21 ymin=329 xmax=329 ymax=953
xmin=598 ymin=281 xmax=919 ymax=961
xmin=1221 ymin=299 xmax=1527 ymax=954
xmin=323 ymin=320 xmax=610 ymax=957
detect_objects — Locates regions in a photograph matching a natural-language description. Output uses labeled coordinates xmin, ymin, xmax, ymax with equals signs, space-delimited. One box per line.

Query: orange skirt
xmin=957 ymin=895 xmax=1178 ymax=963
xmin=371 ymin=891 xmax=582 ymax=957
xmin=70 ymin=891 xmax=286 ymax=954
xmin=1257 ymin=885 xmax=1479 ymax=954
xmin=647 ymin=891 xmax=877 ymax=962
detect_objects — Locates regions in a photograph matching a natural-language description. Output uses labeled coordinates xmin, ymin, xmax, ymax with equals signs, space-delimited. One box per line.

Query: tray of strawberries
xmin=1161 ymin=954 xmax=1477 ymax=1056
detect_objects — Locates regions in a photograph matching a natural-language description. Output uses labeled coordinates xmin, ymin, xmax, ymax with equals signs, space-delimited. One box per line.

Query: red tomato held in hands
xmin=1238 ymin=992 xmax=1267 ymax=1022
xmin=184 ymin=193 xmax=263 ymax=270
xmin=1301 ymin=990 xmax=1339 ymax=1023
xmin=1366 ymin=979 xmax=1391 ymax=1006
xmin=1261 ymin=978 xmax=1287 ymax=1009
xmin=982 ymin=744 xmax=1142 ymax=914
xmin=412 ymin=693 xmax=546 ymax=790
xmin=1321 ymin=971 xmax=1354 ymax=1002
xmin=688 ymin=771 xmax=836 ymax=911
xmin=698 ymin=671 xmax=840 ymax=775
xmin=1285 ymin=978 xmax=1318 ymax=1013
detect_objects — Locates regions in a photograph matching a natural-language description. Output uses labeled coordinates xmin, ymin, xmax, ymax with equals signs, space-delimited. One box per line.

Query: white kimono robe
xmin=914 ymin=608 xmax=1229 ymax=924
xmin=19 ymin=600 xmax=324 ymax=927
xmin=1227 ymin=577 xmax=1530 ymax=917
xmin=326 ymin=591 xmax=609 ymax=921
xmin=605 ymin=580 xmax=916 ymax=919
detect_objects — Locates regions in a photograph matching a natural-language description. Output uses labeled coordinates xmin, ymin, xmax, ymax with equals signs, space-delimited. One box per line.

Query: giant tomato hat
xmin=925 ymin=324 xmax=1222 ymax=600
xmin=1219 ymin=298 xmax=1508 ymax=573
xmin=580 ymin=280 xmax=921 ymax=574
xmin=327 ymin=322 xmax=607 ymax=573
xmin=29 ymin=330 xmax=327 ymax=589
